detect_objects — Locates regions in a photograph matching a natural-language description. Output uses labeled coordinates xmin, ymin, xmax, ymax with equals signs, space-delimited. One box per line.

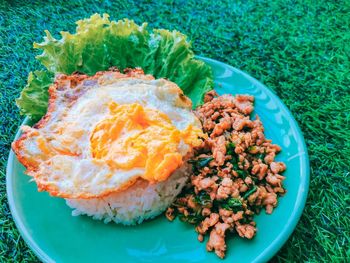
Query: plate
xmin=6 ymin=57 xmax=309 ymax=263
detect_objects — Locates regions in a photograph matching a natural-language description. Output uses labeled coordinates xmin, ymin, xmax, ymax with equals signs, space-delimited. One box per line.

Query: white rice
xmin=65 ymin=164 xmax=189 ymax=225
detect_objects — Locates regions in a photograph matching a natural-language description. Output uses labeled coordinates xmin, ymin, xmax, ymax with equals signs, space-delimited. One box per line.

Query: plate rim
xmin=6 ymin=56 xmax=310 ymax=263
xmin=6 ymin=133 xmax=54 ymax=263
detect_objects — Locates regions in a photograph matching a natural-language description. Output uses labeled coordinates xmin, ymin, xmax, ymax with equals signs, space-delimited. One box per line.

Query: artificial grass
xmin=0 ymin=0 xmax=349 ymax=262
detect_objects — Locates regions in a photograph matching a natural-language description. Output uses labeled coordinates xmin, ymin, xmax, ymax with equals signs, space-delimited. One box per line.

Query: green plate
xmin=6 ymin=57 xmax=309 ymax=263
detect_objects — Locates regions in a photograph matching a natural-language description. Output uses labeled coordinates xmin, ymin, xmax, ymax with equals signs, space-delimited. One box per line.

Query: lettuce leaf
xmin=16 ymin=70 xmax=53 ymax=121
xmin=17 ymin=14 xmax=213 ymax=121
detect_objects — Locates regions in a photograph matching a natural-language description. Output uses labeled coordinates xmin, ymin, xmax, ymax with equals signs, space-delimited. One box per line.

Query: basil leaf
xmin=243 ymin=185 xmax=258 ymax=199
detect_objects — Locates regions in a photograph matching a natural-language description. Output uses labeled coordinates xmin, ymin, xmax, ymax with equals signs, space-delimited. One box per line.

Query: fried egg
xmin=12 ymin=69 xmax=203 ymax=199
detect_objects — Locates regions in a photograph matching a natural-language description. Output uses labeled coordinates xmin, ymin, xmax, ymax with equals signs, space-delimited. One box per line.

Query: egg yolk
xmin=90 ymin=102 xmax=202 ymax=182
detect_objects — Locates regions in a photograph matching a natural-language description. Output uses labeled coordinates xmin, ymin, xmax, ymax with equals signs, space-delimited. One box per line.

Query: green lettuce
xmin=16 ymin=70 xmax=53 ymax=121
xmin=17 ymin=14 xmax=213 ymax=121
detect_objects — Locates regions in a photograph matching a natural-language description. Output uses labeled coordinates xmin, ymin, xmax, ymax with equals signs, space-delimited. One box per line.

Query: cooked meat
xmin=235 ymin=223 xmax=256 ymax=239
xmin=166 ymin=92 xmax=286 ymax=258
xmin=206 ymin=223 xmax=230 ymax=258
xmin=196 ymin=213 xmax=220 ymax=234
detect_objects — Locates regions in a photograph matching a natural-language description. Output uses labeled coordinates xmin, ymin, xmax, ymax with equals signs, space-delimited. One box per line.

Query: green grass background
xmin=0 ymin=0 xmax=349 ymax=261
